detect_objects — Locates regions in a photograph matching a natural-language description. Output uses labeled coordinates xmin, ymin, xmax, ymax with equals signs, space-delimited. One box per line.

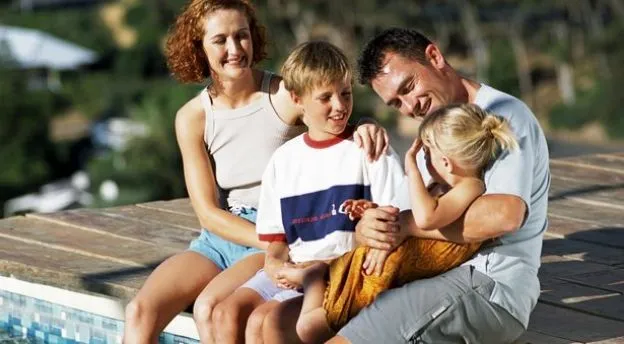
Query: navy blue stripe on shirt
xmin=280 ymin=184 xmax=372 ymax=244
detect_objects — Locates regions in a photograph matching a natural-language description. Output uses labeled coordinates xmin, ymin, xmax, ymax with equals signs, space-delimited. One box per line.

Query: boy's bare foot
xmin=277 ymin=262 xmax=327 ymax=286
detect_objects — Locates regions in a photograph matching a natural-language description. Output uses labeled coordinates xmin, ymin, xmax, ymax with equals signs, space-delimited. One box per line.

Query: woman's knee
xmin=193 ymin=292 xmax=219 ymax=326
xmin=124 ymin=296 xmax=160 ymax=332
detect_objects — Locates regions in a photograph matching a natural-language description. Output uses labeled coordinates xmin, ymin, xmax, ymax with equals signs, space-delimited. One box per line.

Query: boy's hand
xmin=362 ymin=248 xmax=390 ymax=276
xmin=264 ymin=256 xmax=288 ymax=285
xmin=354 ymin=122 xmax=389 ymax=162
xmin=405 ymin=138 xmax=423 ymax=176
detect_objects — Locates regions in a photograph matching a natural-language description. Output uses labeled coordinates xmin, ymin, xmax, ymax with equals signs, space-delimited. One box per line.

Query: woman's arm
xmin=175 ymin=96 xmax=268 ymax=250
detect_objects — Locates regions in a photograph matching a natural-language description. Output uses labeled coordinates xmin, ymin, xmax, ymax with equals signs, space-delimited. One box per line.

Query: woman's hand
xmin=354 ymin=122 xmax=389 ymax=162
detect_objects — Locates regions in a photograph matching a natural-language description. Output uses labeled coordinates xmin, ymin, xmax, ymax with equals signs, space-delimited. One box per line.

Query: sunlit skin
xmin=371 ymin=45 xmax=477 ymax=120
xmin=202 ymin=9 xmax=254 ymax=85
xmin=292 ymin=78 xmax=353 ymax=141
xmin=422 ymin=145 xmax=445 ymax=184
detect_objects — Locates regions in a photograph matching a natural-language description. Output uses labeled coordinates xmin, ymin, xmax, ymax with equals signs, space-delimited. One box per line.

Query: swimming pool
xmin=0 ymin=276 xmax=199 ymax=344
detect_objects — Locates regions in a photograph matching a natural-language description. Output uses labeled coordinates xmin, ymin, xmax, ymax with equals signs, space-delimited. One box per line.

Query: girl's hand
xmin=405 ymin=139 xmax=423 ymax=176
xmin=354 ymin=122 xmax=389 ymax=162
xmin=362 ymin=248 xmax=390 ymax=276
xmin=342 ymin=199 xmax=378 ymax=221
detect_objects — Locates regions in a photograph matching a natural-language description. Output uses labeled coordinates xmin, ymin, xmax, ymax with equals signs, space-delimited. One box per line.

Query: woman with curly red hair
xmin=123 ymin=1 xmax=388 ymax=343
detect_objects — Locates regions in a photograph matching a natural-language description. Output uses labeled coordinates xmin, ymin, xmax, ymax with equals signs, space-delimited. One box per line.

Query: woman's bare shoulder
xmin=175 ymin=93 xmax=206 ymax=133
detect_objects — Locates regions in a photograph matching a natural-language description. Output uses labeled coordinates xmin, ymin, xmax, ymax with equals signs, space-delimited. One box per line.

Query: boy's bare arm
xmin=265 ymin=241 xmax=290 ymax=282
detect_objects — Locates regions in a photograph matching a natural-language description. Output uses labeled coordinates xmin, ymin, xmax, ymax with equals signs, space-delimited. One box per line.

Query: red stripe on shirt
xmin=258 ymin=233 xmax=287 ymax=242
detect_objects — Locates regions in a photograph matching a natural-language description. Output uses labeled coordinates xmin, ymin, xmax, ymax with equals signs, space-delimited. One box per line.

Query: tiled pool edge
xmin=0 ymin=275 xmax=199 ymax=341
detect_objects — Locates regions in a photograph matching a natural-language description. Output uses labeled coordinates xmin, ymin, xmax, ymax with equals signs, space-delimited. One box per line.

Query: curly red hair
xmin=165 ymin=0 xmax=267 ymax=84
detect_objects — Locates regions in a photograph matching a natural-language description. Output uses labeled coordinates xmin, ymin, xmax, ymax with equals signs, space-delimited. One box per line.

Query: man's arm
xmin=356 ymin=193 xmax=525 ymax=249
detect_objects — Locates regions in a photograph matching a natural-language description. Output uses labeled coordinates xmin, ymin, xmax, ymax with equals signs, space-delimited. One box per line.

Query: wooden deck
xmin=1 ymin=153 xmax=624 ymax=343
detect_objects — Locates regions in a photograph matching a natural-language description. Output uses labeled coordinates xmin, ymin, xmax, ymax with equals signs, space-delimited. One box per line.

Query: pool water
xmin=0 ymin=289 xmax=198 ymax=344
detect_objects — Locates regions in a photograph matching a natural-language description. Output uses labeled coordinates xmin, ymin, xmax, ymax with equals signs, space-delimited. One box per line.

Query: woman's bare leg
xmin=195 ymin=252 xmax=265 ymax=344
xmin=123 ymin=251 xmax=221 ymax=344
xmin=246 ymin=301 xmax=280 ymax=344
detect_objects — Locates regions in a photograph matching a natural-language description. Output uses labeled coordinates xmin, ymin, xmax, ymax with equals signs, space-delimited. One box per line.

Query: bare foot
xmin=277 ymin=262 xmax=327 ymax=286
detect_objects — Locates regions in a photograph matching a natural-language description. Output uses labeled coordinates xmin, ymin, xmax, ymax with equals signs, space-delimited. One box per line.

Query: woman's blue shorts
xmin=188 ymin=207 xmax=262 ymax=270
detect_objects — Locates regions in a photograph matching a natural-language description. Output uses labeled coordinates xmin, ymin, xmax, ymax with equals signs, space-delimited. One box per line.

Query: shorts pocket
xmin=406 ymin=298 xmax=453 ymax=343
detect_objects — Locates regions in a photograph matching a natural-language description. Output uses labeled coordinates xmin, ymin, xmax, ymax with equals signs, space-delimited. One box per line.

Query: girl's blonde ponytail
xmin=418 ymin=103 xmax=518 ymax=172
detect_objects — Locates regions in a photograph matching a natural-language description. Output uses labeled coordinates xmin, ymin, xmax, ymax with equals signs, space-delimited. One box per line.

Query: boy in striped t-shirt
xmin=215 ymin=40 xmax=405 ymax=343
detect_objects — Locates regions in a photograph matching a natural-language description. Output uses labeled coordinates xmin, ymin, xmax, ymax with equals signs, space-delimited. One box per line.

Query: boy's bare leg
xmin=211 ymin=287 xmax=266 ymax=344
xmin=263 ymin=296 xmax=303 ymax=344
xmin=246 ymin=300 xmax=280 ymax=344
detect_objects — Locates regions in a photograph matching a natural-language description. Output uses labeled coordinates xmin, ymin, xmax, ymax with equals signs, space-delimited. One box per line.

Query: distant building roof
xmin=0 ymin=25 xmax=97 ymax=70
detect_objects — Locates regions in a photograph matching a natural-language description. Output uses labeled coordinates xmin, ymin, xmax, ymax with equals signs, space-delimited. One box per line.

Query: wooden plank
xmin=549 ymin=177 xmax=624 ymax=208
xmin=588 ymin=337 xmax=624 ymax=343
xmin=561 ymin=268 xmax=624 ymax=294
xmin=550 ymin=162 xmax=624 ymax=185
xmin=549 ymin=199 xmax=624 ymax=228
xmin=29 ymin=207 xmax=198 ymax=250
xmin=100 ymin=204 xmax=200 ymax=231
xmin=0 ymin=216 xmax=176 ymax=266
xmin=540 ymin=278 xmax=624 ymax=321
xmin=539 ymin=255 xmax=611 ymax=279
xmin=136 ymin=198 xmax=196 ymax=217
xmin=0 ymin=236 xmax=145 ymax=299
xmin=547 ymin=213 xmax=624 ymax=249
xmin=560 ymin=155 xmax=624 ymax=174
xmin=542 ymin=236 xmax=624 ymax=266
xmin=527 ymin=303 xmax=624 ymax=343
xmin=513 ymin=330 xmax=580 ymax=344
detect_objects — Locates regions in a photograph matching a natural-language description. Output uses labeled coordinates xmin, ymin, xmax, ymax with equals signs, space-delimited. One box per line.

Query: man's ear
xmin=424 ymin=44 xmax=446 ymax=70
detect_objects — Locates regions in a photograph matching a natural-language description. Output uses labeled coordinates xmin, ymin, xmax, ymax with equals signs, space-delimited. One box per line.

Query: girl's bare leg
xmin=295 ymin=264 xmax=335 ymax=344
xmin=245 ymin=300 xmax=280 ymax=344
xmin=123 ymin=251 xmax=221 ymax=344
xmin=195 ymin=252 xmax=265 ymax=344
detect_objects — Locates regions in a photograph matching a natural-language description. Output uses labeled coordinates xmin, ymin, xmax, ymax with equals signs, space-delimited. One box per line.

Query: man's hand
xmin=353 ymin=122 xmax=389 ymax=162
xmin=362 ymin=248 xmax=390 ymax=276
xmin=355 ymin=206 xmax=407 ymax=250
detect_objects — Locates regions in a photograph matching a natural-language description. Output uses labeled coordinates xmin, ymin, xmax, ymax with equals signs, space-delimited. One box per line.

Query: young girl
xmin=292 ymin=103 xmax=518 ymax=342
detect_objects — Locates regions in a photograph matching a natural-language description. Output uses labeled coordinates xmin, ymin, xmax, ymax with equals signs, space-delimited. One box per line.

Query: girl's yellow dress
xmin=322 ymin=199 xmax=482 ymax=331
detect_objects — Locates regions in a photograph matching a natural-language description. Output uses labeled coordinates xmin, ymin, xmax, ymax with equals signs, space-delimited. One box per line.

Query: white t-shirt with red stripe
xmin=256 ymin=128 xmax=406 ymax=263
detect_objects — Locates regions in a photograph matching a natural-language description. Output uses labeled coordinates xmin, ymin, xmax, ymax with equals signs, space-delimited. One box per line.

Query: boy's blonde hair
xmin=419 ymin=103 xmax=518 ymax=172
xmin=281 ymin=41 xmax=352 ymax=97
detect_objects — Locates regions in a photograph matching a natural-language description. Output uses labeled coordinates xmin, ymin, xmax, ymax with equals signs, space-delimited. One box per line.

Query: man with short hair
xmin=331 ymin=27 xmax=550 ymax=344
